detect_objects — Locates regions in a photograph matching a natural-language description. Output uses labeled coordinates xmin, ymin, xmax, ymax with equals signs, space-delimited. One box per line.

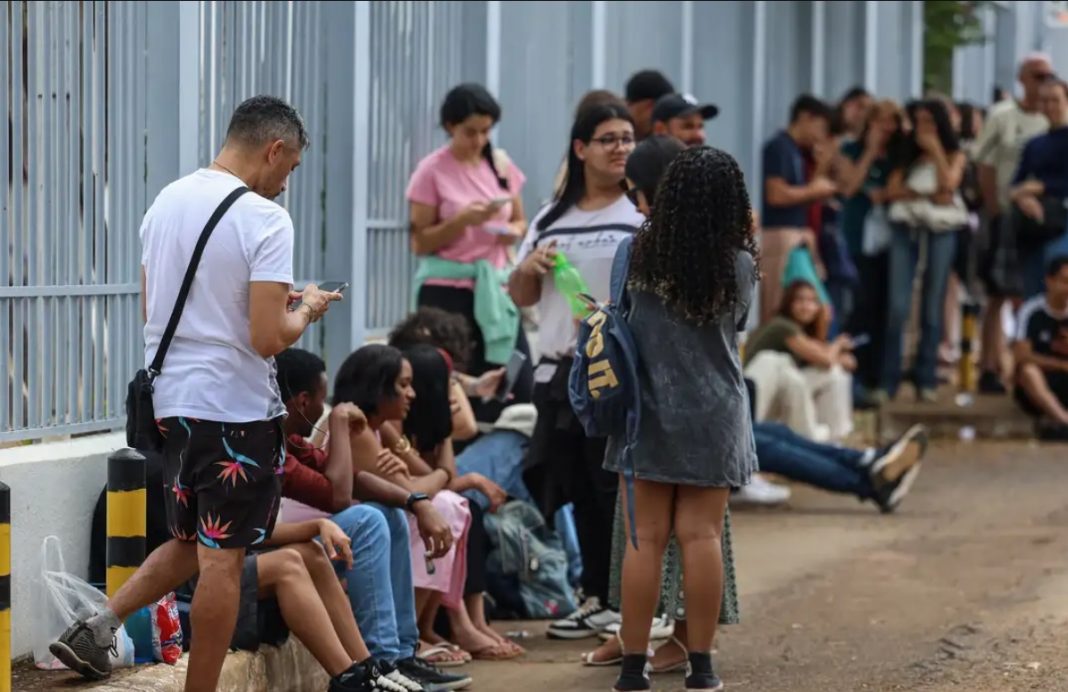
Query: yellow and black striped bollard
xmin=107 ymin=449 xmax=146 ymax=598
xmin=0 ymin=482 xmax=10 ymax=692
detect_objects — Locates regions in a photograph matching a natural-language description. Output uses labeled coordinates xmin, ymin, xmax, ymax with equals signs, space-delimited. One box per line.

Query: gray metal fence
xmin=2 ymin=0 xmax=1056 ymax=443
xmin=1 ymin=1 xmax=146 ymax=442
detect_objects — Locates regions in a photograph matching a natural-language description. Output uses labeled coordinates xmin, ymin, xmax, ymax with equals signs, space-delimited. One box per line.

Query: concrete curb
xmin=89 ymin=639 xmax=327 ymax=691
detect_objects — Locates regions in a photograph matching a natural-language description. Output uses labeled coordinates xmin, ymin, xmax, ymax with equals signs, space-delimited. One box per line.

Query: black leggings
xmin=464 ymin=501 xmax=488 ymax=596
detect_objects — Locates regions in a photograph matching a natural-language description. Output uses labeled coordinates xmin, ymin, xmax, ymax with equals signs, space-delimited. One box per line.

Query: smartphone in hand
xmin=318 ymin=281 xmax=349 ymax=294
xmin=495 ymin=350 xmax=528 ymax=402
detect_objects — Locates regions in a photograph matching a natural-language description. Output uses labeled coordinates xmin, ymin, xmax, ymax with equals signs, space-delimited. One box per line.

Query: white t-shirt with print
xmin=517 ymin=195 xmax=644 ymax=364
xmin=140 ymin=169 xmax=294 ymax=422
xmin=973 ymin=99 xmax=1049 ymax=208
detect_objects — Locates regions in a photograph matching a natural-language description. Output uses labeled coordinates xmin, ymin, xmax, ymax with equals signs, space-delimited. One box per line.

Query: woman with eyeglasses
xmin=508 ymin=101 xmax=641 ymax=640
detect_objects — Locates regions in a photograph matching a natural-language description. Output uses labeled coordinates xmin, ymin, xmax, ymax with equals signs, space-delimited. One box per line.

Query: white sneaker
xmin=599 ymin=616 xmax=674 ymax=641
xmin=547 ymin=596 xmax=621 ymax=640
xmin=732 ymin=474 xmax=790 ymax=506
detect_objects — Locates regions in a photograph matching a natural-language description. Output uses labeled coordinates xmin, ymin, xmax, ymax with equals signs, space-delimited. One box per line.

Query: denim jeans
xmin=455 ymin=429 xmax=584 ymax=588
xmin=456 ymin=430 xmax=533 ymax=510
xmin=330 ymin=503 xmax=420 ymax=662
xmin=883 ymin=225 xmax=958 ymax=395
xmin=754 ymin=422 xmax=874 ymax=500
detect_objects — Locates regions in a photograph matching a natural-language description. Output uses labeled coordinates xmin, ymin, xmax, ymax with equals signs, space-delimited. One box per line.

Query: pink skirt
xmin=408 ymin=489 xmax=471 ymax=609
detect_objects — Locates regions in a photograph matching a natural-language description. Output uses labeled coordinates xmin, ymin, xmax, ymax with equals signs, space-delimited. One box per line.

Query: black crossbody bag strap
xmin=148 ymin=186 xmax=249 ymax=377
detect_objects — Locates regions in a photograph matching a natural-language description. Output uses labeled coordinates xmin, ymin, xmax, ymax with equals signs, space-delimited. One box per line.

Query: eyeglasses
xmin=625 ymin=186 xmax=642 ymax=207
xmin=590 ymin=135 xmax=636 ymax=150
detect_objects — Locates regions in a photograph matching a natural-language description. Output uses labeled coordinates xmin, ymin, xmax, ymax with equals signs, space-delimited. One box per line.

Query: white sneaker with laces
xmin=547 ymin=596 xmax=620 ymax=640
xmin=599 ymin=616 xmax=674 ymax=641
xmin=732 ymin=474 xmax=790 ymax=506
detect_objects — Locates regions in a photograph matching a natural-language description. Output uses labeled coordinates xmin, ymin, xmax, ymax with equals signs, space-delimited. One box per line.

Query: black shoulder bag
xmin=125 ymin=186 xmax=250 ymax=451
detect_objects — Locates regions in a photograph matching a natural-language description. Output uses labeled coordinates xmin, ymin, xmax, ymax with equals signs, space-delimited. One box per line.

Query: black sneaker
xmin=547 ymin=596 xmax=620 ymax=640
xmin=330 ymin=661 xmax=409 ymax=692
xmin=979 ymin=370 xmax=1007 ymax=395
xmin=869 ymin=424 xmax=928 ymax=487
xmin=374 ymin=659 xmax=426 ymax=691
xmin=684 ymin=652 xmax=724 ymax=691
xmin=48 ymin=620 xmax=114 ymax=681
xmin=1036 ymin=420 xmax=1068 ymax=441
xmin=613 ymin=654 xmax=651 ymax=692
xmin=874 ymin=464 xmax=922 ymax=513
xmin=396 ymin=656 xmax=472 ymax=691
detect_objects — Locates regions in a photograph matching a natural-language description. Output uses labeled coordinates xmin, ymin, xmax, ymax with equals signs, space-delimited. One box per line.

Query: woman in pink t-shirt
xmin=407 ymin=84 xmax=533 ymax=420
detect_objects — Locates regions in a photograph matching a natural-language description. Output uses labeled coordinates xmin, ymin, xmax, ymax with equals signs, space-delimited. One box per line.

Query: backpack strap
xmin=609 ymin=234 xmax=634 ymax=312
xmin=148 ymin=186 xmax=250 ymax=377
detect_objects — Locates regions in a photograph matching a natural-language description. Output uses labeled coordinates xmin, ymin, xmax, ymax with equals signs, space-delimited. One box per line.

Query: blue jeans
xmin=883 ymin=225 xmax=958 ymax=395
xmin=330 ymin=503 xmax=419 ymax=662
xmin=455 ymin=430 xmax=532 ymax=510
xmin=1022 ymin=230 xmax=1068 ymax=298
xmin=754 ymin=422 xmax=874 ymax=500
xmin=455 ymin=430 xmax=584 ymax=587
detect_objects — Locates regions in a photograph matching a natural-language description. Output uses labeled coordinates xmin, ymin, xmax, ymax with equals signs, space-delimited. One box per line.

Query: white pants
xmin=745 ymin=351 xmax=854 ymax=442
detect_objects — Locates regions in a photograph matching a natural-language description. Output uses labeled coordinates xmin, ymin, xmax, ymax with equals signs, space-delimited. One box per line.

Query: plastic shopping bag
xmin=32 ymin=536 xmax=135 ymax=670
xmin=126 ymin=593 xmax=183 ymax=664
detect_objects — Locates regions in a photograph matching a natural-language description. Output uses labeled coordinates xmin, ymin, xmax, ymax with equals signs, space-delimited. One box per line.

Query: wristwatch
xmin=405 ymin=492 xmax=430 ymax=512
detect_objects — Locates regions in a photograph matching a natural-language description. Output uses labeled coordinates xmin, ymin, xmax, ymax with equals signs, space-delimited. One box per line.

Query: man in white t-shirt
xmin=974 ymin=53 xmax=1054 ymax=394
xmin=51 ymin=96 xmax=343 ymax=691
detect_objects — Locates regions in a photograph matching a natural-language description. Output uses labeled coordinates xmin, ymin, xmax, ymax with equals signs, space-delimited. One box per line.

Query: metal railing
xmin=2 ymin=0 xmax=1043 ymax=442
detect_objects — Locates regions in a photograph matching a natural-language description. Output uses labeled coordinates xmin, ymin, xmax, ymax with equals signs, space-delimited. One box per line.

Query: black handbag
xmin=125 ymin=186 xmax=249 ymax=451
xmin=1014 ymin=195 xmax=1068 ymax=248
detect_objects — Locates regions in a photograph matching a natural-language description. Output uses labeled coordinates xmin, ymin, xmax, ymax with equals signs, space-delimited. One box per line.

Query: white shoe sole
xmin=886 ymin=463 xmax=922 ymax=510
xmin=871 ymin=425 xmax=927 ymax=485
xmin=548 ymin=627 xmax=601 ymax=640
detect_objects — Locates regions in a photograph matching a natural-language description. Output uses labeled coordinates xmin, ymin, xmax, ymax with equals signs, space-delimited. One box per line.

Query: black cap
xmin=625 ymin=135 xmax=686 ymax=196
xmin=652 ymin=93 xmax=719 ymax=123
xmin=625 ymin=70 xmax=676 ymax=103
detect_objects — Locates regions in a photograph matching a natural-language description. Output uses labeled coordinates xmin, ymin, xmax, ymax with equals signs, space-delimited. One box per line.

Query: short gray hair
xmin=225 ymin=95 xmax=310 ymax=150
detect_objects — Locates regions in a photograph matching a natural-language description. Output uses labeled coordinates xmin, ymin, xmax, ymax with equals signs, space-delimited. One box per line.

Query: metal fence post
xmin=0 ymin=483 xmax=9 ymax=692
xmin=106 ymin=449 xmax=146 ymax=598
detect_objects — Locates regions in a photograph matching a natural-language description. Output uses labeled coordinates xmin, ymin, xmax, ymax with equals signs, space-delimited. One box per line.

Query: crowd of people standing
xmin=42 ymin=51 xmax=1067 ymax=692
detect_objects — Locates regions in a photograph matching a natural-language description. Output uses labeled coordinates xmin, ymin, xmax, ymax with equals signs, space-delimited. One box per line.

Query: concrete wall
xmin=0 ymin=434 xmax=121 ymax=656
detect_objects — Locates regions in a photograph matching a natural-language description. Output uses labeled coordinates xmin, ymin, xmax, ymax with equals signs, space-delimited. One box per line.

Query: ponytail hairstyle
xmin=538 ymin=101 xmax=634 ymax=231
xmin=440 ymin=83 xmax=508 ymax=190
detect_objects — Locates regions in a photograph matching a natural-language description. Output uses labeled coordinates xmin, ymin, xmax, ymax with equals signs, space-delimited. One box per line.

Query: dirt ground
xmin=469 ymin=440 xmax=1068 ymax=691
xmin=16 ymin=440 xmax=1068 ymax=691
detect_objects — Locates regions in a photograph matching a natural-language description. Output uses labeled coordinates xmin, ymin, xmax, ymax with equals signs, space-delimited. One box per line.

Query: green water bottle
xmin=553 ymin=252 xmax=592 ymax=317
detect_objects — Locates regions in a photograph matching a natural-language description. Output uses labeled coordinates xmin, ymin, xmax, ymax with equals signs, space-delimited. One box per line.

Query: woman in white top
xmin=508 ymin=101 xmax=642 ymax=637
xmin=882 ymin=99 xmax=967 ymax=403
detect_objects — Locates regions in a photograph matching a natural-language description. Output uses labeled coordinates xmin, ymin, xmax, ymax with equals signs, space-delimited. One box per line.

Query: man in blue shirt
xmin=1011 ymin=78 xmax=1068 ymax=297
xmin=759 ymin=95 xmax=838 ymax=323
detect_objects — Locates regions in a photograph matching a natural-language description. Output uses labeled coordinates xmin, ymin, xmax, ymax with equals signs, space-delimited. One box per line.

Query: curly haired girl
xmin=605 ymin=146 xmax=759 ymax=692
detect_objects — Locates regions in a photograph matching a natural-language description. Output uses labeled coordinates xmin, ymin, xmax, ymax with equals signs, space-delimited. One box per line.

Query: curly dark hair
xmin=628 ymin=146 xmax=758 ymax=325
xmin=388 ymin=307 xmax=473 ymax=372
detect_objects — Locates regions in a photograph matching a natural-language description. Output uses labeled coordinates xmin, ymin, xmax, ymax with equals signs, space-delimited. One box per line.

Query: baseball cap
xmin=625 ymin=135 xmax=686 ymax=198
xmin=625 ymin=70 xmax=676 ymax=103
xmin=652 ymin=93 xmax=719 ymax=123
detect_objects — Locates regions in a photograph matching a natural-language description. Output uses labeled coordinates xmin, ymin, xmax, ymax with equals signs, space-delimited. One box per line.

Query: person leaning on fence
xmin=50 ymin=95 xmax=343 ymax=691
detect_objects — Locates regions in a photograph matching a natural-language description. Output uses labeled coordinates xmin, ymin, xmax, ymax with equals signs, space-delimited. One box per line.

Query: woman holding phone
xmin=509 ymin=101 xmax=642 ymax=641
xmin=408 ymin=83 xmax=533 ymax=421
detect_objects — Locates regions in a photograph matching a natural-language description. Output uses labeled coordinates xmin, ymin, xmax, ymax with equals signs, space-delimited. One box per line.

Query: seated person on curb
xmin=331 ymin=345 xmax=480 ymax=667
xmin=389 ymin=307 xmax=530 ymax=499
xmin=1013 ymin=256 xmax=1068 ymax=440
xmin=753 ymin=421 xmax=926 ymax=513
xmin=744 ymin=279 xmax=856 ymax=442
xmin=57 ymin=512 xmax=407 ymax=692
xmin=393 ymin=344 xmax=521 ymax=662
xmin=274 ymin=348 xmax=472 ymax=692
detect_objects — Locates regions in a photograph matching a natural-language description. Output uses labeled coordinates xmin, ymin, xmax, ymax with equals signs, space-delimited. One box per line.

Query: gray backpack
xmin=484 ymin=500 xmax=577 ymax=619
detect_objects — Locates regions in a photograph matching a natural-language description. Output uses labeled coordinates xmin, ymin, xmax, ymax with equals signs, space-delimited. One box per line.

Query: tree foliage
xmin=924 ymin=1 xmax=990 ymax=94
